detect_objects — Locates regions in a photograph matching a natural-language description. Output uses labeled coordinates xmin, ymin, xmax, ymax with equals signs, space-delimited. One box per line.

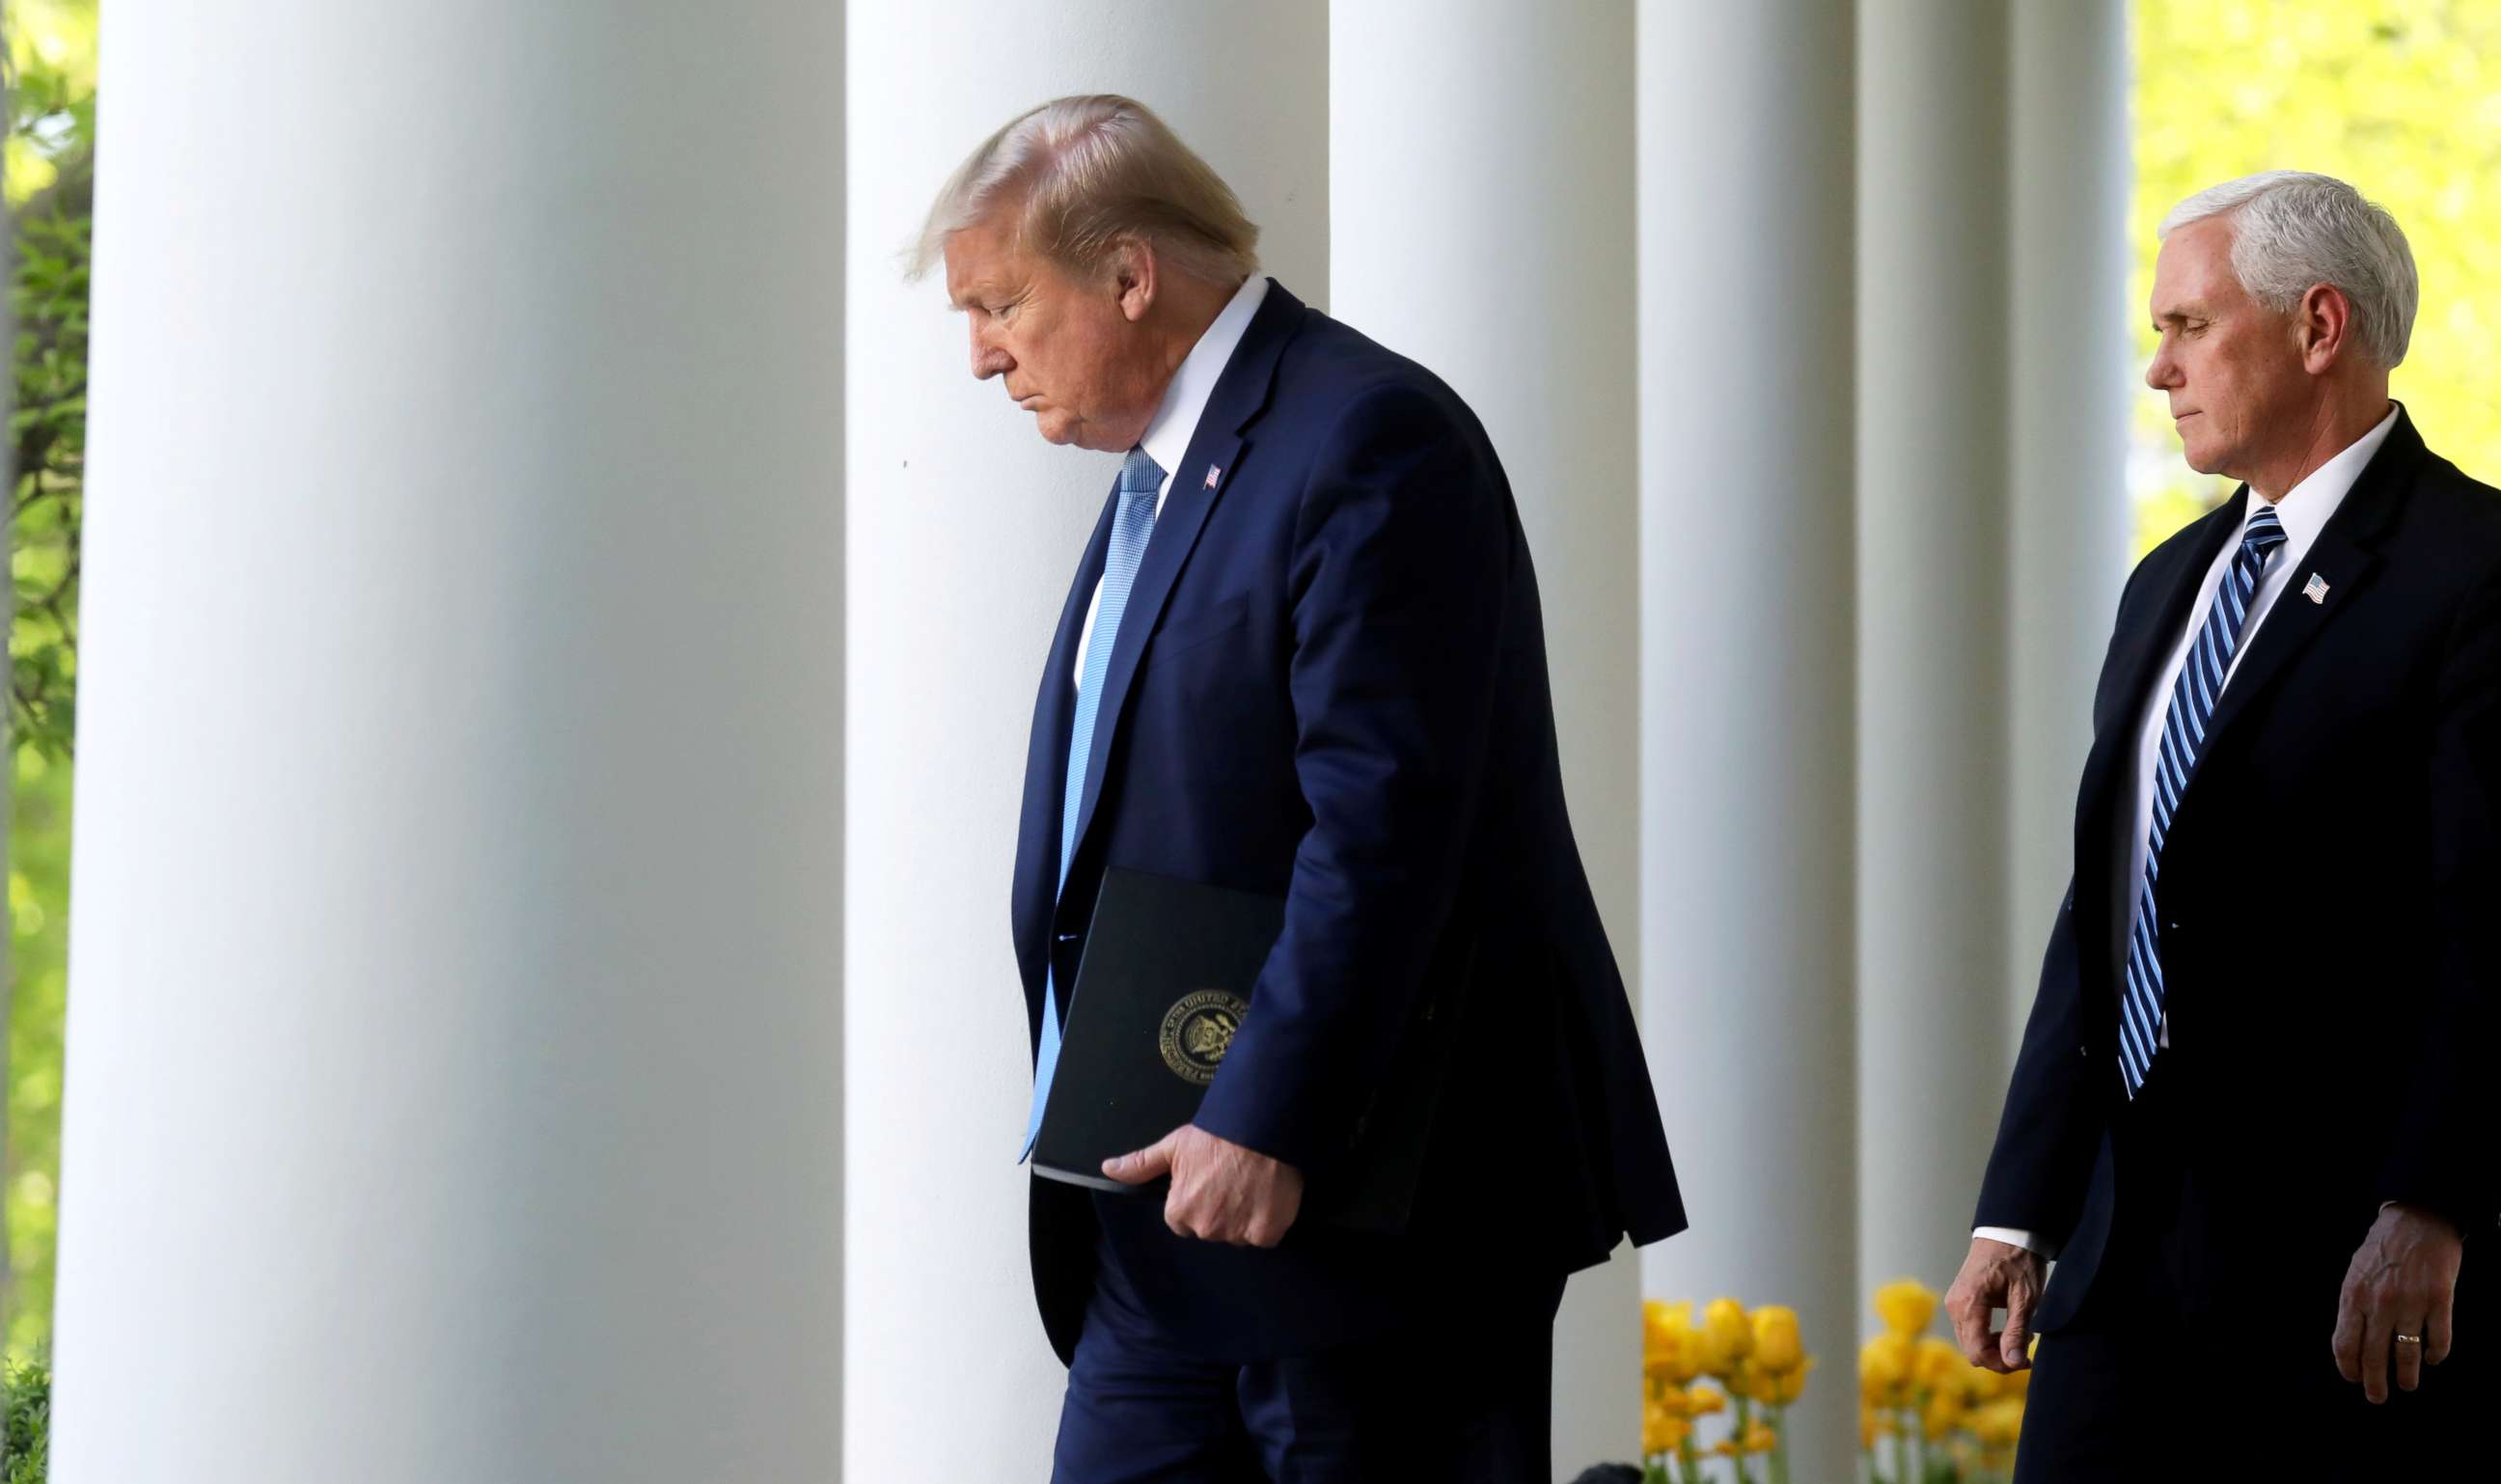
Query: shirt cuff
xmin=1973 ymin=1225 xmax=2060 ymax=1259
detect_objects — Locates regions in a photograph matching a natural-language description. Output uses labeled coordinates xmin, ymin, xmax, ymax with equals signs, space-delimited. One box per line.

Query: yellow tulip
xmin=1922 ymin=1391 xmax=1965 ymax=1442
xmin=1742 ymin=1420 xmax=1777 ymax=1456
xmin=1701 ymin=1297 xmax=1753 ymax=1377
xmin=1751 ymin=1304 xmax=1805 ymax=1373
xmin=1858 ymin=1333 xmax=1914 ymax=1407
xmin=1642 ymin=1401 xmax=1691 ymax=1456
xmin=1860 ymin=1403 xmax=1899 ymax=1449
xmin=1745 ymin=1353 xmax=1814 ymax=1406
xmin=1874 ymin=1278 xmax=1938 ymax=1339
xmin=1644 ymin=1300 xmax=1705 ymax=1386
xmin=1961 ymin=1364 xmax=2005 ymax=1405
xmin=1687 ymin=1384 xmax=1727 ymax=1416
xmin=2002 ymin=1366 xmax=2032 ymax=1402
xmin=1912 ymin=1334 xmax=1965 ymax=1392
xmin=1970 ymin=1398 xmax=2025 ymax=1446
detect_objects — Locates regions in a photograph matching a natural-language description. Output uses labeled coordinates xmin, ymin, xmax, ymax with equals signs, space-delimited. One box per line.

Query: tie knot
xmin=2242 ymin=501 xmax=2287 ymax=553
xmin=1119 ymin=447 xmax=1166 ymax=499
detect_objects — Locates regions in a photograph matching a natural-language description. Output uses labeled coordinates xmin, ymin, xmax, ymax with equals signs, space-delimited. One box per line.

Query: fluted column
xmin=1332 ymin=1 xmax=1640 ymax=1470
xmin=2007 ymin=0 xmax=2132 ymax=1047
xmin=51 ymin=5 xmax=845 ymax=1481
xmin=1854 ymin=0 xmax=2015 ymax=1305
xmin=843 ymin=5 xmax=1328 ymax=1477
xmin=1637 ymin=4 xmax=1857 ymax=1481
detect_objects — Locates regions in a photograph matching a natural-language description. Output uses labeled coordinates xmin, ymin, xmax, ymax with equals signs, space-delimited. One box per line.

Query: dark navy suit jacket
xmin=1013 ymin=282 xmax=1684 ymax=1364
xmin=1976 ymin=409 xmax=2501 ymax=1333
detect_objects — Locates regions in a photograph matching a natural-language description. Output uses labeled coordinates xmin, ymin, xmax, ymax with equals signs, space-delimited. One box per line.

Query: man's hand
xmin=2331 ymin=1203 xmax=2462 ymax=1403
xmin=1946 ymin=1235 xmax=2049 ymax=1373
xmin=1102 ymin=1124 xmax=1305 ymax=1247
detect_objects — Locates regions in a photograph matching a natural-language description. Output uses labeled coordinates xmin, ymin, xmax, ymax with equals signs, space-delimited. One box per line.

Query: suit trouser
xmin=1050 ymin=1228 xmax=1567 ymax=1484
xmin=2014 ymin=1057 xmax=2484 ymax=1482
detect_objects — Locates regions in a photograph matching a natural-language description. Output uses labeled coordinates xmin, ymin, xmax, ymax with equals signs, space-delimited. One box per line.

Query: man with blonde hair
xmin=1948 ymin=170 xmax=2495 ymax=1478
xmin=916 ymin=95 xmax=1685 ymax=1481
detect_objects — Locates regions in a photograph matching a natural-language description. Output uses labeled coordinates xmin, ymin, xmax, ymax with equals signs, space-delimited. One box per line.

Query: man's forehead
xmin=2151 ymin=228 xmax=2234 ymax=313
xmin=943 ymin=218 xmax=1025 ymax=304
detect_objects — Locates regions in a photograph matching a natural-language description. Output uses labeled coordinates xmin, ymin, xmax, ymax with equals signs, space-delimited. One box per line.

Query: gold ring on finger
xmin=2394 ymin=1333 xmax=2424 ymax=1347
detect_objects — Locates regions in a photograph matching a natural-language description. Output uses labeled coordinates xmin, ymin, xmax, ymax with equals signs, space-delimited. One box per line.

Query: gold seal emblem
xmin=1158 ymin=989 xmax=1248 ymax=1086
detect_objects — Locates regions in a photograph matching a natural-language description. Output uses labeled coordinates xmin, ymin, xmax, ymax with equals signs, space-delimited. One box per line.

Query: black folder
xmin=1031 ymin=866 xmax=1463 ymax=1234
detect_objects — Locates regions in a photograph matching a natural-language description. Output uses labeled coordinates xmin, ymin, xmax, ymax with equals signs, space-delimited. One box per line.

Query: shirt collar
xmin=2257 ymin=401 xmax=2400 ymax=551
xmin=1139 ymin=275 xmax=1269 ymax=482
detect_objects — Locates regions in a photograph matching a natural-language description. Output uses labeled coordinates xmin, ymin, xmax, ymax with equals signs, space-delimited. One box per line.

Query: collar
xmin=2258 ymin=402 xmax=2400 ymax=551
xmin=1139 ymin=275 xmax=1270 ymax=481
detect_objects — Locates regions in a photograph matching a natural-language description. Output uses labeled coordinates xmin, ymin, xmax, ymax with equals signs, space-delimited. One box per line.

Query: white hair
xmin=2158 ymin=170 xmax=2419 ymax=368
xmin=907 ymin=94 xmax=1259 ymax=287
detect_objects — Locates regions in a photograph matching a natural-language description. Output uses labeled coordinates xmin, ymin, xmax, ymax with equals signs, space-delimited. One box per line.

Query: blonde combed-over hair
xmin=908 ymin=94 xmax=1260 ymax=287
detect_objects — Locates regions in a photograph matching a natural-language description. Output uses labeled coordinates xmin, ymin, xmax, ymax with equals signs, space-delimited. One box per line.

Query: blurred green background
xmin=6 ymin=0 xmax=94 ymax=1362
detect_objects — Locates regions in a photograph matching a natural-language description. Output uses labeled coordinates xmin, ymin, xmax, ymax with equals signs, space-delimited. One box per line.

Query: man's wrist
xmin=1973 ymin=1224 xmax=2058 ymax=1260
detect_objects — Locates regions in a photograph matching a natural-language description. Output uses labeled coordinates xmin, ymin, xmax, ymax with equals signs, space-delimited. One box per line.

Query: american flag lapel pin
xmin=2303 ymin=573 xmax=2330 ymax=604
xmin=1204 ymin=464 xmax=1223 ymax=490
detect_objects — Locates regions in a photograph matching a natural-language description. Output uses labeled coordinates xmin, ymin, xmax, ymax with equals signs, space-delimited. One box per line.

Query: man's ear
xmin=1110 ymin=237 xmax=1157 ymax=323
xmin=2297 ymin=282 xmax=2354 ymax=375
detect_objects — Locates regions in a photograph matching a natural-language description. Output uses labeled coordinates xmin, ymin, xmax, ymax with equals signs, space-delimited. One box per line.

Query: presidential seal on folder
xmin=1031 ymin=866 xmax=1461 ymax=1234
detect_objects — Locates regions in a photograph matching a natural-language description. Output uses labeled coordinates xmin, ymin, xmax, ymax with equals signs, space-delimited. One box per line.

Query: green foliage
xmin=4 ymin=0 xmax=93 ymax=1364
xmin=10 ymin=206 xmax=84 ymax=764
xmin=2130 ymin=0 xmax=2501 ymax=554
xmin=4 ymin=752 xmax=69 ymax=1360
xmin=0 ymin=1353 xmax=44 ymax=1483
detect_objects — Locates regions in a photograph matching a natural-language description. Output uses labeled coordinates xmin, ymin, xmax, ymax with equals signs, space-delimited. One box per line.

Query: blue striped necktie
xmin=2117 ymin=500 xmax=2287 ymax=1096
xmin=1022 ymin=446 xmax=1164 ymax=1158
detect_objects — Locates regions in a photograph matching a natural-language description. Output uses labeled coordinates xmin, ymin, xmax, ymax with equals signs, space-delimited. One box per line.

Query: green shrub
xmin=0 ymin=1353 xmax=45 ymax=1484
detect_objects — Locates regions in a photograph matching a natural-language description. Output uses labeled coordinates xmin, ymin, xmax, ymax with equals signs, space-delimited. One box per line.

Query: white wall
xmin=1637 ymin=4 xmax=1861 ymax=1482
xmin=1855 ymin=0 xmax=2016 ymax=1302
xmin=2007 ymin=0 xmax=2134 ymax=1050
xmin=52 ymin=4 xmax=846 ymax=1480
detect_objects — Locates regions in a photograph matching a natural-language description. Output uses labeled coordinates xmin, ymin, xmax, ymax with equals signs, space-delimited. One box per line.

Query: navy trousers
xmin=2014 ymin=1059 xmax=2483 ymax=1481
xmin=1050 ymin=1232 xmax=1567 ymax=1484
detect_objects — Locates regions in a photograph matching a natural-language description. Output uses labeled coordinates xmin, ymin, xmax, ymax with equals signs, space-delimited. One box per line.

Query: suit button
xmin=2078 ymin=1045 xmax=2090 ymax=1058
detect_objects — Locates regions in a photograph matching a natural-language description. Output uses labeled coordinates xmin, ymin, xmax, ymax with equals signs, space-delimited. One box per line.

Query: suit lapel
xmin=1061 ymin=281 xmax=1305 ymax=895
xmin=2072 ymin=495 xmax=2241 ymax=835
xmin=2182 ymin=412 xmax=2424 ymax=769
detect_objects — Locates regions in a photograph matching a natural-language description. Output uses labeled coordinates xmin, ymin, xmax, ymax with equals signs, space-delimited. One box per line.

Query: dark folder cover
xmin=1031 ymin=866 xmax=1463 ymax=1234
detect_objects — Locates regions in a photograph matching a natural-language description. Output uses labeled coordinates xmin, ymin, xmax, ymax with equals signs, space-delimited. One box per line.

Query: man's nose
xmin=2144 ymin=347 xmax=2175 ymax=391
xmin=970 ymin=330 xmax=1011 ymax=380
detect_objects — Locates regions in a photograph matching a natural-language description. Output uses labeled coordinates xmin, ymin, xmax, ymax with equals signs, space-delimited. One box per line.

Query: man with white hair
xmin=913 ymin=96 xmax=1685 ymax=1481
xmin=1947 ymin=171 xmax=2495 ymax=1478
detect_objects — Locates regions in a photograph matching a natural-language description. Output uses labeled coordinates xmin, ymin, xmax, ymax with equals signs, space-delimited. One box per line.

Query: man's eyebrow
xmin=2152 ymin=300 xmax=2212 ymax=326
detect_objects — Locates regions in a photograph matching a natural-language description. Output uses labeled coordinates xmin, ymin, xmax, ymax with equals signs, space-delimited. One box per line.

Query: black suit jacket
xmin=1977 ymin=408 xmax=2501 ymax=1330
xmin=1013 ymin=283 xmax=1685 ymax=1364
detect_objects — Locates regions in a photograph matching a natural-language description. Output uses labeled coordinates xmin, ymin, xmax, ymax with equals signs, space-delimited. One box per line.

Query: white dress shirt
xmin=1976 ymin=404 xmax=2399 ymax=1259
xmin=1070 ymin=275 xmax=1270 ymax=690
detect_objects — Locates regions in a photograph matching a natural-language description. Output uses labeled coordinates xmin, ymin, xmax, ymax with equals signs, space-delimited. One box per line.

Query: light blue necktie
xmin=1022 ymin=446 xmax=1164 ymax=1158
xmin=2117 ymin=501 xmax=2286 ymax=1097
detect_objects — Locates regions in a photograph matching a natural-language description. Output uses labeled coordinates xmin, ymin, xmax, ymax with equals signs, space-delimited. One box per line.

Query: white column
xmin=2007 ymin=0 xmax=2132 ymax=1047
xmin=1332 ymin=2 xmax=1639 ymax=1471
xmin=52 ymin=5 xmax=845 ymax=1482
xmin=1854 ymin=0 xmax=2013 ymax=1304
xmin=1637 ymin=5 xmax=1857 ymax=1482
xmin=843 ymin=6 xmax=1327 ymax=1478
